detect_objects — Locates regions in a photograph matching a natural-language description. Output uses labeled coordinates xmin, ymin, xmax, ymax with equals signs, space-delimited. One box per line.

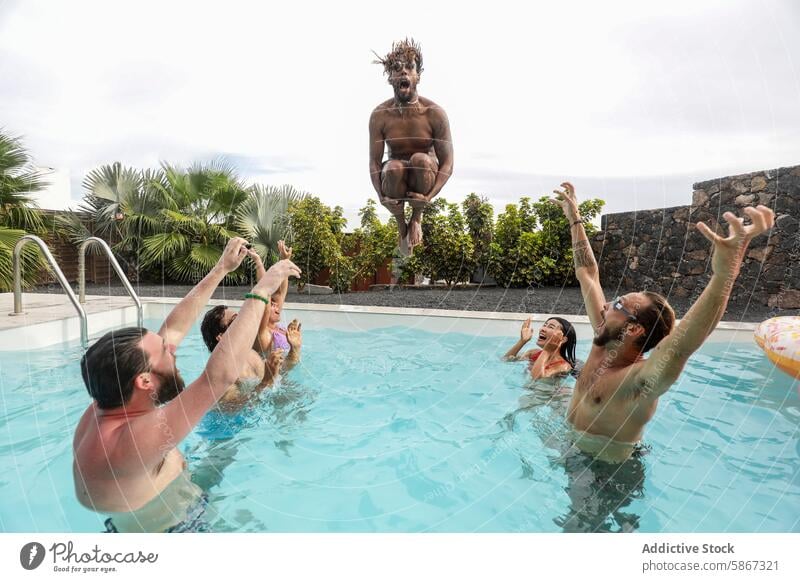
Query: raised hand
xmin=286 ymin=319 xmax=302 ymax=350
xmin=695 ymin=205 xmax=775 ymax=278
xmin=520 ymin=318 xmax=533 ymax=343
xmin=278 ymin=240 xmax=293 ymax=261
xmin=247 ymin=248 xmax=267 ymax=278
xmin=550 ymin=181 xmax=580 ymax=220
xmin=253 ymin=259 xmax=301 ymax=297
xmin=218 ymin=237 xmax=250 ymax=274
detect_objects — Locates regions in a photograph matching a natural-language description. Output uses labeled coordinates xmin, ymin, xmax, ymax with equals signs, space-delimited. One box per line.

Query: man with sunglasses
xmin=551 ymin=182 xmax=774 ymax=462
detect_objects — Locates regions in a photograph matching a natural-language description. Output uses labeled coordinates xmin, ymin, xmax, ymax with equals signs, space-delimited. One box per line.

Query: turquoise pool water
xmin=1 ymin=319 xmax=799 ymax=532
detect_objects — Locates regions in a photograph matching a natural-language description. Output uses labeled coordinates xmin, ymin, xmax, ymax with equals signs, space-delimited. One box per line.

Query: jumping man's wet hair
xmin=373 ymin=38 xmax=424 ymax=76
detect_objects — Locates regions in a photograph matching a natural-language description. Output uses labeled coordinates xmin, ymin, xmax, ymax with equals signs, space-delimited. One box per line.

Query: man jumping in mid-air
xmin=369 ymin=38 xmax=454 ymax=254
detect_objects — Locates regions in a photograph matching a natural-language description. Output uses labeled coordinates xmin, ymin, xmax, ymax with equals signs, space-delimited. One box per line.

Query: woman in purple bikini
xmin=252 ymin=240 xmax=302 ymax=369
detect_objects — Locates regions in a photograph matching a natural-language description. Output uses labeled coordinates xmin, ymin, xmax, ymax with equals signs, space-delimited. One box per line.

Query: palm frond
xmin=0 ymin=226 xmax=51 ymax=291
xmin=140 ymin=232 xmax=190 ymax=267
xmin=0 ymin=132 xmax=47 ymax=197
xmin=82 ymin=162 xmax=142 ymax=203
xmin=0 ymin=131 xmax=48 ymax=233
xmin=235 ymin=184 xmax=309 ymax=262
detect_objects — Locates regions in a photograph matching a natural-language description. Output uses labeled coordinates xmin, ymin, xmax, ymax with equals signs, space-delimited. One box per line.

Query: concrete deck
xmin=0 ymin=292 xmax=142 ymax=331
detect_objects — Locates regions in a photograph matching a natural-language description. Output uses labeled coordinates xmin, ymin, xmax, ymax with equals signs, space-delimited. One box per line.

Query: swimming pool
xmin=1 ymin=306 xmax=798 ymax=532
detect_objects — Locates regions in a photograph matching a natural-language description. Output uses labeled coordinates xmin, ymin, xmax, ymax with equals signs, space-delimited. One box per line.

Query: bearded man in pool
xmin=369 ymin=38 xmax=454 ymax=255
xmin=72 ymin=238 xmax=301 ymax=532
xmin=551 ymin=182 xmax=774 ymax=463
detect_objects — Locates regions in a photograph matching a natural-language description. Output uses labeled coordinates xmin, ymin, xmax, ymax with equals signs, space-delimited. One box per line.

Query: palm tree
xmin=235 ymin=184 xmax=309 ymax=264
xmin=0 ymin=131 xmax=49 ymax=291
xmin=137 ymin=160 xmax=249 ymax=283
xmin=55 ymin=161 xmax=145 ymax=279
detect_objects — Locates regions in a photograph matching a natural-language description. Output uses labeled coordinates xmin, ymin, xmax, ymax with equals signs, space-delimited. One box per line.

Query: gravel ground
xmin=30 ymin=282 xmax=797 ymax=323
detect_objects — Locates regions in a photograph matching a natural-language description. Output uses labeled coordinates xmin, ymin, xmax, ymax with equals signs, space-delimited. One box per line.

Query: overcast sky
xmin=1 ymin=0 xmax=798 ymax=227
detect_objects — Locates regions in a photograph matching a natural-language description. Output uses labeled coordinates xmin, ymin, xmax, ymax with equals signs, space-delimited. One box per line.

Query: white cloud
xmin=1 ymin=0 xmax=798 ymax=224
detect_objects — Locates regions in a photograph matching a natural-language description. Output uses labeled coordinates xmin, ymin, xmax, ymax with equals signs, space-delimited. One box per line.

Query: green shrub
xmin=344 ymin=199 xmax=397 ymax=283
xmin=488 ymin=196 xmax=604 ymax=287
xmin=462 ymin=193 xmax=494 ymax=272
xmin=288 ymin=196 xmax=352 ymax=292
xmin=408 ymin=198 xmax=475 ymax=287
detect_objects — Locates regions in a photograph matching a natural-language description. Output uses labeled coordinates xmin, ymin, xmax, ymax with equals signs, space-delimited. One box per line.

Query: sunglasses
xmin=612 ymin=297 xmax=638 ymax=322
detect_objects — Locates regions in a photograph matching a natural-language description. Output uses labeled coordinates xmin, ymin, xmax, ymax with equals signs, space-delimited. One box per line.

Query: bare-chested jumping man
xmin=369 ymin=38 xmax=454 ymax=255
xmin=72 ymin=237 xmax=300 ymax=531
xmin=551 ymin=182 xmax=774 ymax=463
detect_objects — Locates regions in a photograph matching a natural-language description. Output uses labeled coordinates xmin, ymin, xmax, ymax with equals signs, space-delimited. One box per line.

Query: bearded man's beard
xmin=593 ymin=324 xmax=627 ymax=347
xmin=152 ymin=371 xmax=186 ymax=404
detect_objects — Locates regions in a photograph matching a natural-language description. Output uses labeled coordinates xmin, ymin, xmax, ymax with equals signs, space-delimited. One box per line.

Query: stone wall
xmin=590 ymin=165 xmax=800 ymax=308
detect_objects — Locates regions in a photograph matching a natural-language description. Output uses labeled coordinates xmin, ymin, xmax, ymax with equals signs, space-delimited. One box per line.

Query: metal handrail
xmin=78 ymin=237 xmax=143 ymax=329
xmin=12 ymin=234 xmax=89 ymax=347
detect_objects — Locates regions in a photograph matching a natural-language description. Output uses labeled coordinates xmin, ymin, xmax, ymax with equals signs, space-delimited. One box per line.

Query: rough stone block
xmin=735 ymin=193 xmax=755 ymax=206
xmin=687 ymin=249 xmax=708 ymax=261
xmin=672 ymin=286 xmax=689 ymax=298
xmin=750 ymin=175 xmax=768 ymax=192
xmin=674 ymin=206 xmax=690 ymax=221
xmin=684 ymin=261 xmax=706 ymax=275
xmin=746 ymin=246 xmax=773 ymax=262
xmin=768 ymin=289 xmax=800 ymax=309
xmin=757 ymin=192 xmax=775 ymax=206
xmin=731 ymin=180 xmax=749 ymax=194
xmin=692 ymin=190 xmax=709 ymax=206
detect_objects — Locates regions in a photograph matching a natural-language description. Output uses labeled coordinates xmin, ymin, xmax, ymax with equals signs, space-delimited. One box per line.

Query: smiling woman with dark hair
xmin=504 ymin=317 xmax=577 ymax=380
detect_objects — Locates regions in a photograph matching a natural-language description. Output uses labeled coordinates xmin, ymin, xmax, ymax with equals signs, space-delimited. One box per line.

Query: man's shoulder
xmin=75 ymin=411 xmax=128 ymax=466
xmin=371 ymin=99 xmax=396 ymax=115
xmin=420 ymin=96 xmax=446 ymax=115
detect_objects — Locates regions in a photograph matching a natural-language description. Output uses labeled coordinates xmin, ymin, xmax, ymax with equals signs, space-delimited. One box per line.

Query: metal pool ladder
xmin=78 ymin=236 xmax=143 ymax=332
xmin=11 ymin=235 xmax=143 ymax=348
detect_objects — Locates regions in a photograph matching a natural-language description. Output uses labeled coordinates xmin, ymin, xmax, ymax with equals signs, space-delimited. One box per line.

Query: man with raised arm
xmin=551 ymin=182 xmax=774 ymax=462
xmin=72 ymin=237 xmax=301 ymax=531
xmin=369 ymin=38 xmax=454 ymax=254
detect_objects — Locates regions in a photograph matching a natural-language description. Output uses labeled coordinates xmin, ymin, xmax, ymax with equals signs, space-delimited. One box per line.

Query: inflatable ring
xmin=754 ymin=316 xmax=800 ymax=380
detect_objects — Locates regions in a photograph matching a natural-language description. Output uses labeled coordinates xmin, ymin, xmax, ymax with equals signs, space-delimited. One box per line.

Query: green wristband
xmin=244 ymin=292 xmax=270 ymax=306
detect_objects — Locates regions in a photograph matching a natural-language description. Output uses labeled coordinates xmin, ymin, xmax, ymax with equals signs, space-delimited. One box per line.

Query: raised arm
xmin=158 ymin=237 xmax=248 ymax=346
xmin=251 ymin=241 xmax=292 ymax=354
xmin=503 ymin=318 xmax=537 ymax=361
xmin=274 ymin=240 xmax=292 ymax=312
xmin=249 ymin=249 xmax=273 ymax=354
xmin=130 ymin=259 xmax=302 ymax=458
xmin=285 ymin=319 xmax=302 ymax=369
xmin=551 ymin=182 xmax=605 ymax=332
xmin=631 ymin=205 xmax=775 ymax=399
xmin=425 ymin=106 xmax=454 ymax=201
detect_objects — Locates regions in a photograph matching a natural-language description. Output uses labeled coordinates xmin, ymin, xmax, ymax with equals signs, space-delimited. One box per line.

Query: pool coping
xmin=197 ymin=297 xmax=760 ymax=331
xmin=0 ymin=292 xmax=758 ymax=350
